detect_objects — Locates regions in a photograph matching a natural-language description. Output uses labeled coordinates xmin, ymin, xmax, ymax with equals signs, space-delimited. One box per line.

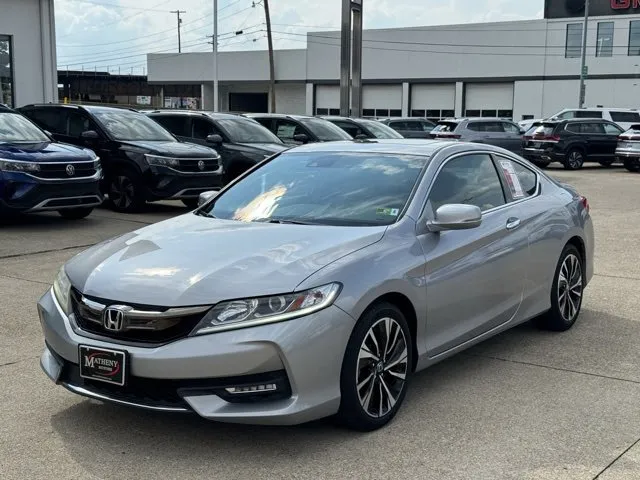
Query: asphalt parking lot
xmin=1 ymin=165 xmax=639 ymax=480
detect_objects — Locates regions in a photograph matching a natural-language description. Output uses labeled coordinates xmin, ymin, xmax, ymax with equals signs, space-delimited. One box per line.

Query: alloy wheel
xmin=109 ymin=175 xmax=135 ymax=210
xmin=356 ymin=317 xmax=408 ymax=418
xmin=567 ymin=151 xmax=584 ymax=169
xmin=557 ymin=253 xmax=583 ymax=322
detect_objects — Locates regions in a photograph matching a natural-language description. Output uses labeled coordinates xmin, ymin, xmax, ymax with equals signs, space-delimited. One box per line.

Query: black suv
xmin=320 ymin=116 xmax=404 ymax=139
xmin=19 ymin=104 xmax=224 ymax=211
xmin=0 ymin=106 xmax=102 ymax=219
xmin=244 ymin=114 xmax=353 ymax=144
xmin=522 ymin=118 xmax=624 ymax=169
xmin=146 ymin=110 xmax=289 ymax=183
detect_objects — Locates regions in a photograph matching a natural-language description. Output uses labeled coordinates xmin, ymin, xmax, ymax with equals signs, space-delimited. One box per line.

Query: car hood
xmin=0 ymin=141 xmax=94 ymax=162
xmin=235 ymin=142 xmax=289 ymax=154
xmin=119 ymin=140 xmax=218 ymax=158
xmin=66 ymin=214 xmax=386 ymax=307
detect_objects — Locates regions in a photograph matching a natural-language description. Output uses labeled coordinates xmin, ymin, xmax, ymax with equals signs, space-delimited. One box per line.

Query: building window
xmin=596 ymin=22 xmax=614 ymax=57
xmin=316 ymin=108 xmax=329 ymax=115
xmin=0 ymin=35 xmax=13 ymax=107
xmin=441 ymin=109 xmax=454 ymax=118
xmin=629 ymin=21 xmax=640 ymax=56
xmin=565 ymin=23 xmax=583 ymax=58
xmin=329 ymin=108 xmax=340 ymax=115
xmin=374 ymin=108 xmax=389 ymax=117
xmin=481 ymin=109 xmax=498 ymax=117
xmin=411 ymin=109 xmax=425 ymax=117
xmin=521 ymin=114 xmax=534 ymax=120
xmin=389 ymin=109 xmax=402 ymax=117
xmin=362 ymin=108 xmax=375 ymax=117
xmin=465 ymin=109 xmax=480 ymax=117
xmin=498 ymin=109 xmax=513 ymax=119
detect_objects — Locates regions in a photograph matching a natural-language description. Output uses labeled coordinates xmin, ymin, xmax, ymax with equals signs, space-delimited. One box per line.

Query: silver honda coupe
xmin=38 ymin=140 xmax=594 ymax=431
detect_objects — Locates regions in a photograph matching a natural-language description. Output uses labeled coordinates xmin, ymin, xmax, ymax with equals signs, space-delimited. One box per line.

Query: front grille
xmin=70 ymin=289 xmax=206 ymax=345
xmin=34 ymin=161 xmax=99 ymax=179
xmin=58 ymin=357 xmax=291 ymax=408
xmin=176 ymin=158 xmax=220 ymax=173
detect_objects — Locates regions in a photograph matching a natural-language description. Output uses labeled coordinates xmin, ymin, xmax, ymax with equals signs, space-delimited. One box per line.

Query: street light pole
xmin=578 ymin=0 xmax=590 ymax=108
xmin=213 ymin=0 xmax=218 ymax=111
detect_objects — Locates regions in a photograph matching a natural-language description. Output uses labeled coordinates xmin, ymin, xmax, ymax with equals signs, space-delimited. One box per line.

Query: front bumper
xmin=0 ymin=171 xmax=103 ymax=213
xmin=38 ymin=288 xmax=356 ymax=425
xmin=146 ymin=165 xmax=225 ymax=201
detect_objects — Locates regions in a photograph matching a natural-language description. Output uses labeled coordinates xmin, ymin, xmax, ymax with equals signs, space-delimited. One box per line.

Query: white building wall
xmin=315 ymin=85 xmax=340 ymax=110
xmin=362 ymin=85 xmax=402 ymax=109
xmin=275 ymin=83 xmax=306 ymax=114
xmin=410 ymin=84 xmax=456 ymax=110
xmin=0 ymin=0 xmax=57 ymax=106
xmin=465 ymin=83 xmax=514 ymax=112
xmin=513 ymin=81 xmax=545 ymax=120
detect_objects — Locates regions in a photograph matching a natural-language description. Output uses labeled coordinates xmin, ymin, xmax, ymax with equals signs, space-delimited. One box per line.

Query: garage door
xmin=410 ymin=84 xmax=456 ymax=121
xmin=362 ymin=85 xmax=403 ymax=118
xmin=315 ymin=85 xmax=340 ymax=115
xmin=465 ymin=83 xmax=514 ymax=119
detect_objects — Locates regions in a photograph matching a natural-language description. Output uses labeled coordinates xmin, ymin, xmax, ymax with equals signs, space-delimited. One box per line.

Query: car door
xmin=419 ymin=152 xmax=528 ymax=356
xmin=501 ymin=121 xmax=525 ymax=154
xmin=602 ymin=122 xmax=624 ymax=159
xmin=582 ymin=121 xmax=608 ymax=159
xmin=190 ymin=116 xmax=236 ymax=173
xmin=480 ymin=121 xmax=513 ymax=150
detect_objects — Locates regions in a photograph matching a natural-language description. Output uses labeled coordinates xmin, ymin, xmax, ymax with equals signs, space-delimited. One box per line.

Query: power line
xmin=60 ymin=0 xmax=173 ymax=12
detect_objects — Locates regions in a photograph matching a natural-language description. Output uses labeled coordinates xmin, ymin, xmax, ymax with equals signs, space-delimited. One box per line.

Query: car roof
xmin=146 ymin=109 xmax=245 ymax=120
xmin=244 ymin=113 xmax=315 ymax=120
xmin=280 ymin=139 xmax=479 ymax=157
xmin=20 ymin=103 xmax=138 ymax=113
xmin=559 ymin=107 xmax=639 ymax=112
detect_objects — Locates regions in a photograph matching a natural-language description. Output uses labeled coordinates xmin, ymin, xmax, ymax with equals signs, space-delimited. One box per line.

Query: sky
xmin=55 ymin=0 xmax=545 ymax=74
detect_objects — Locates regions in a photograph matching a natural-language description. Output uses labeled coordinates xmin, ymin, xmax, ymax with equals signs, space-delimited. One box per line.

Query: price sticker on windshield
xmin=499 ymin=160 xmax=525 ymax=199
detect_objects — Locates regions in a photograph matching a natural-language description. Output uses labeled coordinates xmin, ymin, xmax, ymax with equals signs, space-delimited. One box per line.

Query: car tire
xmin=563 ymin=149 xmax=585 ymax=170
xmin=530 ymin=159 xmax=551 ymax=168
xmin=624 ymin=158 xmax=640 ymax=172
xmin=536 ymin=244 xmax=584 ymax=332
xmin=57 ymin=207 xmax=94 ymax=220
xmin=599 ymin=159 xmax=614 ymax=168
xmin=336 ymin=302 xmax=412 ymax=431
xmin=107 ymin=168 xmax=144 ymax=213
xmin=181 ymin=198 xmax=199 ymax=209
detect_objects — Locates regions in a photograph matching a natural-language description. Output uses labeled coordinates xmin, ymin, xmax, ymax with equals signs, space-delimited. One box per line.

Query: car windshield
xmin=356 ymin=119 xmax=404 ymax=138
xmin=215 ymin=118 xmax=283 ymax=144
xmin=298 ymin=118 xmax=353 ymax=141
xmin=0 ymin=113 xmax=50 ymax=143
xmin=204 ymin=151 xmax=428 ymax=226
xmin=533 ymin=124 xmax=556 ymax=136
xmin=92 ymin=110 xmax=176 ymax=141
xmin=524 ymin=124 xmax=541 ymax=136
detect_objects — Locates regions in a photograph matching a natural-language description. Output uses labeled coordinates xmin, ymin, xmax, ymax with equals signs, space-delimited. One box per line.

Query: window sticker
xmin=376 ymin=207 xmax=400 ymax=216
xmin=499 ymin=160 xmax=525 ymax=199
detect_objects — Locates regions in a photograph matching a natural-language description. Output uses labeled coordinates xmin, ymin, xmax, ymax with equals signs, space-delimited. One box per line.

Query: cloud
xmin=55 ymin=0 xmax=545 ymax=72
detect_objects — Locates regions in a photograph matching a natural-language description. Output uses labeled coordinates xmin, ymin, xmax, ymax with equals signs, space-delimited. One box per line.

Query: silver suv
xmin=431 ymin=118 xmax=525 ymax=154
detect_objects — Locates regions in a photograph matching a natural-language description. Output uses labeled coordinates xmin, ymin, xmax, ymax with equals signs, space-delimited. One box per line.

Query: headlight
xmin=52 ymin=266 xmax=72 ymax=315
xmin=144 ymin=154 xmax=180 ymax=167
xmin=0 ymin=158 xmax=41 ymax=173
xmin=192 ymin=283 xmax=341 ymax=335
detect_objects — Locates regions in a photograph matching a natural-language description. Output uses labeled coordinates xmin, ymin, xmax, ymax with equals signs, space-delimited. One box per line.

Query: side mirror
xmin=293 ymin=133 xmax=309 ymax=144
xmin=206 ymin=134 xmax=223 ymax=144
xmin=427 ymin=204 xmax=482 ymax=232
xmin=355 ymin=134 xmax=369 ymax=140
xmin=81 ymin=130 xmax=99 ymax=140
xmin=198 ymin=190 xmax=218 ymax=207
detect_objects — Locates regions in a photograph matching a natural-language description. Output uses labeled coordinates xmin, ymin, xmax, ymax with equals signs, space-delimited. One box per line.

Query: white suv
xmin=519 ymin=108 xmax=640 ymax=131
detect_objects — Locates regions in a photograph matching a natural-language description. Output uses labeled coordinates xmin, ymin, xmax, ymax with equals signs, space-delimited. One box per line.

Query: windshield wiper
xmin=254 ymin=217 xmax=313 ymax=225
xmin=194 ymin=210 xmax=216 ymax=218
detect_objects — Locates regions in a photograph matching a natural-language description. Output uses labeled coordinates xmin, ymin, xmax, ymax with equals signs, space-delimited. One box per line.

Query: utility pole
xmin=351 ymin=0 xmax=363 ymax=118
xmin=339 ymin=0 xmax=352 ymax=116
xmin=213 ymin=0 xmax=218 ymax=111
xmin=264 ymin=0 xmax=276 ymax=113
xmin=171 ymin=10 xmax=186 ymax=52
xmin=578 ymin=0 xmax=589 ymax=108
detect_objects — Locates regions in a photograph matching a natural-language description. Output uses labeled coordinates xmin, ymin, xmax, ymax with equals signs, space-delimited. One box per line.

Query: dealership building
xmin=148 ymin=0 xmax=640 ymax=122
xmin=0 ymin=0 xmax=57 ymax=107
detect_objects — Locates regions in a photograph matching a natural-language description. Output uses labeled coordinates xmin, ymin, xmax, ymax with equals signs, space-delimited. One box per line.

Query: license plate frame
xmin=79 ymin=345 xmax=127 ymax=386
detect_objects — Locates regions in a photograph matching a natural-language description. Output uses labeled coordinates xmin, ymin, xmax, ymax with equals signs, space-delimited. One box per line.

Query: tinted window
xmin=555 ymin=111 xmax=576 ymax=120
xmin=67 ymin=111 xmax=93 ymax=137
xmin=575 ymin=110 xmax=602 ymax=118
xmin=497 ymin=158 xmax=537 ymax=198
xmin=429 ymin=154 xmax=505 ymax=212
xmin=333 ymin=120 xmax=363 ymax=138
xmin=629 ymin=20 xmax=640 ymax=56
xmin=466 ymin=122 xmax=483 ymax=132
xmin=582 ymin=122 xmax=605 ymax=134
xmin=0 ymin=112 xmax=49 ymax=142
xmin=483 ymin=121 xmax=505 ymax=133
xmin=275 ymin=119 xmax=303 ymax=141
xmin=216 ymin=118 xmax=282 ymax=143
xmin=610 ymin=111 xmax=640 ymax=123
xmin=254 ymin=118 xmax=272 ymax=129
xmin=92 ymin=109 xmax=176 ymax=141
xmin=23 ymin=108 xmax=66 ymax=134
xmin=502 ymin=122 xmax=521 ymax=134
xmin=420 ymin=121 xmax=435 ymax=132
xmin=534 ymin=124 xmax=556 ymax=136
xmin=603 ymin=123 xmax=624 ymax=135
xmin=565 ymin=123 xmax=581 ymax=133
xmin=596 ymin=22 xmax=614 ymax=57
xmin=388 ymin=121 xmax=408 ymax=130
xmin=192 ymin=118 xmax=218 ymax=140
xmin=205 ymin=152 xmax=428 ymax=226
xmin=153 ymin=115 xmax=190 ymax=137
xmin=565 ymin=23 xmax=583 ymax=58
xmin=355 ymin=119 xmax=404 ymax=139
xmin=299 ymin=118 xmax=353 ymax=141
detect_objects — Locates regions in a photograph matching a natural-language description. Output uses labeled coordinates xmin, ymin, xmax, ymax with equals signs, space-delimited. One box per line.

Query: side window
xmin=497 ymin=158 xmax=538 ymax=198
xmin=254 ymin=118 xmax=272 ymax=130
xmin=466 ymin=122 xmax=483 ymax=132
xmin=575 ymin=110 xmax=603 ymax=119
xmin=275 ymin=119 xmax=304 ymax=142
xmin=603 ymin=123 xmax=623 ymax=135
xmin=420 ymin=121 xmax=434 ymax=132
xmin=24 ymin=108 xmax=66 ymax=134
xmin=388 ymin=121 xmax=407 ymax=130
xmin=335 ymin=121 xmax=361 ymax=138
xmin=153 ymin=115 xmax=189 ymax=137
xmin=483 ymin=121 xmax=505 ymax=133
xmin=502 ymin=122 xmax=521 ymax=134
xmin=428 ymin=154 xmax=506 ymax=213
xmin=67 ymin=111 xmax=92 ymax=137
xmin=192 ymin=118 xmax=217 ymax=140
xmin=556 ymin=111 xmax=577 ymax=120
xmin=585 ymin=122 xmax=605 ymax=134
xmin=565 ymin=123 xmax=580 ymax=133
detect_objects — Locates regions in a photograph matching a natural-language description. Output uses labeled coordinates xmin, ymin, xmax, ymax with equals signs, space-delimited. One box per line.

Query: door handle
xmin=506 ymin=217 xmax=521 ymax=230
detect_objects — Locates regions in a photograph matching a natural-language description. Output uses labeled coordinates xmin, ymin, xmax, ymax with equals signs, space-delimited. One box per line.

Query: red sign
xmin=612 ymin=0 xmax=640 ymax=9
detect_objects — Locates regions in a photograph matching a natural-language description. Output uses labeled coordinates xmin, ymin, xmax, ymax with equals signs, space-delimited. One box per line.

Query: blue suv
xmin=0 ymin=106 xmax=103 ymax=219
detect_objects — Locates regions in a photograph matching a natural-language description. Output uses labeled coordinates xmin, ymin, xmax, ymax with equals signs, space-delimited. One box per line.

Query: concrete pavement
xmin=1 ymin=167 xmax=639 ymax=480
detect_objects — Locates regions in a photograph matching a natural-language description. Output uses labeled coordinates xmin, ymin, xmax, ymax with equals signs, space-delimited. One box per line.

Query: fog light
xmin=225 ymin=383 xmax=277 ymax=394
